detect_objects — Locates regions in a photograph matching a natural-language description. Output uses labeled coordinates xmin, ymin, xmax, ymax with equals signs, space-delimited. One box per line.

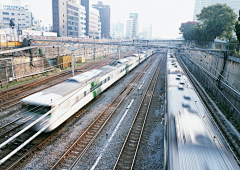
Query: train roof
xmin=178 ymin=145 xmax=236 ymax=170
xmin=22 ymin=56 xmax=136 ymax=106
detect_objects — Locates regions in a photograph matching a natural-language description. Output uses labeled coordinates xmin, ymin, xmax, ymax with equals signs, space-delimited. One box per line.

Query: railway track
xmin=0 ymin=56 xmax=117 ymax=111
xmin=0 ymin=115 xmax=34 ymax=142
xmin=113 ymin=53 xmax=163 ymax=170
xmin=50 ymin=54 xmax=158 ymax=170
xmin=0 ymin=53 xmax=157 ymax=170
xmin=176 ymin=54 xmax=240 ymax=165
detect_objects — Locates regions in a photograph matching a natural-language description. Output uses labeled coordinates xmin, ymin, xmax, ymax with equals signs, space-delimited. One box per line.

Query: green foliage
xmin=179 ymin=21 xmax=198 ymax=40
xmin=235 ymin=10 xmax=240 ymax=43
xmin=180 ymin=4 xmax=237 ymax=41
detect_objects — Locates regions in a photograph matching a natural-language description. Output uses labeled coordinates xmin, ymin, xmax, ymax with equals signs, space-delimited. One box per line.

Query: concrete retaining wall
xmin=178 ymin=49 xmax=240 ymax=124
xmin=0 ymin=49 xmax=52 ymax=86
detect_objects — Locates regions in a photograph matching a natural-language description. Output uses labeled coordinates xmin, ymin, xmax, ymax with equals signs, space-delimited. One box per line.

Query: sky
xmin=0 ymin=0 xmax=196 ymax=39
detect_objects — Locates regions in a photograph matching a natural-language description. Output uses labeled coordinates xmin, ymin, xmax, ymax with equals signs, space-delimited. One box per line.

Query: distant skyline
xmin=0 ymin=0 xmax=197 ymax=39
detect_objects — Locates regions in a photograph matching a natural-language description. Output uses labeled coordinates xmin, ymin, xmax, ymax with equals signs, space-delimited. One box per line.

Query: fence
xmin=183 ymin=40 xmax=240 ymax=58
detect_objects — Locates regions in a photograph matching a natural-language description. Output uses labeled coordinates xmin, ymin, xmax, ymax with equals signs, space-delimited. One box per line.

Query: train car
xmin=165 ymin=52 xmax=238 ymax=170
xmin=21 ymin=51 xmax=152 ymax=132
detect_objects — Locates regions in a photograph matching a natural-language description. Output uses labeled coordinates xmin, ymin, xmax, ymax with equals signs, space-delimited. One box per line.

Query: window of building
xmin=63 ymin=14 xmax=64 ymax=17
xmin=63 ymin=20 xmax=64 ymax=22
xmin=11 ymin=18 xmax=15 ymax=20
xmin=18 ymin=13 xmax=20 ymax=15
xmin=63 ymin=2 xmax=64 ymax=5
xmin=3 ymin=17 xmax=9 ymax=21
xmin=23 ymin=24 xmax=25 ymax=26
xmin=18 ymin=19 xmax=21 ymax=21
xmin=22 ymin=13 xmax=25 ymax=15
xmin=63 ymin=25 xmax=64 ymax=28
xmin=11 ymin=13 xmax=14 ymax=15
xmin=22 ymin=19 xmax=25 ymax=20
xmin=63 ymin=31 xmax=65 ymax=34
xmin=26 ymin=21 xmax=29 ymax=23
xmin=3 ymin=12 xmax=9 ymax=15
xmin=26 ymin=16 xmax=29 ymax=18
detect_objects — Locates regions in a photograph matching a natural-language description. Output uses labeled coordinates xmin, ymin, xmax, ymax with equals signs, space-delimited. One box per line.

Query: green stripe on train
xmin=126 ymin=64 xmax=129 ymax=74
xmin=93 ymin=87 xmax=102 ymax=98
xmin=91 ymin=79 xmax=100 ymax=88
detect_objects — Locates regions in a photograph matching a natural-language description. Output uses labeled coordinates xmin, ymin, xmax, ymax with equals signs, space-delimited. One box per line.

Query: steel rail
xmin=113 ymin=53 xmax=163 ymax=170
xmin=50 ymin=54 xmax=157 ymax=170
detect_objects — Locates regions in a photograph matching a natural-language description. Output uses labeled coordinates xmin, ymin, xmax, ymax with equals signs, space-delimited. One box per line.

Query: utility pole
xmin=118 ymin=40 xmax=121 ymax=59
xmin=93 ymin=39 xmax=96 ymax=60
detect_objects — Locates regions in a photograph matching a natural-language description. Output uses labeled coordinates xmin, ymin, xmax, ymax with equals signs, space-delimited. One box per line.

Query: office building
xmin=92 ymin=1 xmax=110 ymax=39
xmin=0 ymin=4 xmax=32 ymax=29
xmin=52 ymin=0 xmax=87 ymax=37
xmin=193 ymin=0 xmax=239 ymax=21
xmin=193 ymin=0 xmax=211 ymax=21
xmin=89 ymin=7 xmax=101 ymax=39
xmin=126 ymin=13 xmax=138 ymax=39
xmin=81 ymin=0 xmax=90 ymax=36
xmin=111 ymin=22 xmax=124 ymax=38
xmin=141 ymin=25 xmax=152 ymax=40
xmin=79 ymin=5 xmax=86 ymax=37
xmin=226 ymin=0 xmax=240 ymax=15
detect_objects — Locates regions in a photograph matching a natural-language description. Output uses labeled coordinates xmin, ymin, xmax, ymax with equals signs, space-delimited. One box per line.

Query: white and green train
xmin=21 ymin=51 xmax=153 ymax=132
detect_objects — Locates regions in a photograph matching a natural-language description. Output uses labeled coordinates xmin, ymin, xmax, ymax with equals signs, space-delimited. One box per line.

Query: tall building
xmin=0 ymin=4 xmax=32 ymax=30
xmin=126 ymin=13 xmax=138 ymax=39
xmin=193 ymin=0 xmax=238 ymax=21
xmin=79 ymin=5 xmax=86 ymax=37
xmin=81 ymin=0 xmax=90 ymax=36
xmin=89 ymin=7 xmax=101 ymax=39
xmin=52 ymin=0 xmax=87 ymax=37
xmin=193 ymin=0 xmax=211 ymax=21
xmin=226 ymin=0 xmax=240 ymax=15
xmin=142 ymin=25 xmax=152 ymax=40
xmin=92 ymin=1 xmax=110 ymax=39
xmin=110 ymin=22 xmax=124 ymax=38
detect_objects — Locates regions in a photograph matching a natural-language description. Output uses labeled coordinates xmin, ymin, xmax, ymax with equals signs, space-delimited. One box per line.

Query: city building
xmin=52 ymin=0 xmax=87 ymax=37
xmin=193 ymin=0 xmax=239 ymax=21
xmin=0 ymin=4 xmax=32 ymax=30
xmin=142 ymin=25 xmax=152 ymax=40
xmin=113 ymin=31 xmax=123 ymax=39
xmin=81 ymin=0 xmax=90 ymax=36
xmin=79 ymin=5 xmax=86 ymax=37
xmin=92 ymin=1 xmax=110 ymax=39
xmin=89 ymin=7 xmax=101 ymax=39
xmin=111 ymin=22 xmax=124 ymax=38
xmin=193 ymin=0 xmax=211 ymax=21
xmin=226 ymin=0 xmax=240 ymax=15
xmin=125 ymin=13 xmax=139 ymax=39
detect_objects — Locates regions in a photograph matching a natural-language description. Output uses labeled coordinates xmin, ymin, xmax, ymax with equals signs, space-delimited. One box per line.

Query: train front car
xmin=21 ymin=52 xmax=150 ymax=132
xmin=165 ymin=52 xmax=239 ymax=170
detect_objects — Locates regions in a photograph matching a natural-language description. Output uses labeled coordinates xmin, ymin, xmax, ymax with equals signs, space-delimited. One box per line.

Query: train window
xmin=84 ymin=91 xmax=86 ymax=97
xmin=108 ymin=77 xmax=110 ymax=81
xmin=104 ymin=79 xmax=107 ymax=83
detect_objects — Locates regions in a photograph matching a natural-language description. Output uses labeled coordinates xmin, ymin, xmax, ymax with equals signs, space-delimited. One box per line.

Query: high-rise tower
xmin=92 ymin=1 xmax=110 ymax=39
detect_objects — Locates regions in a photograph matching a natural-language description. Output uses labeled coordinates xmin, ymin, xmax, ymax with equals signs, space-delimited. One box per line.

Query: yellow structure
xmin=56 ymin=56 xmax=85 ymax=68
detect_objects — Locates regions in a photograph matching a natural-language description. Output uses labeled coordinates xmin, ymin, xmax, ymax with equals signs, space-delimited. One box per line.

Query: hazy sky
xmin=0 ymin=0 xmax=195 ymax=39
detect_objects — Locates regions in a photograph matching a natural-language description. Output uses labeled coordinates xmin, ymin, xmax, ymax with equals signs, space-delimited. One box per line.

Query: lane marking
xmin=90 ymin=99 xmax=135 ymax=170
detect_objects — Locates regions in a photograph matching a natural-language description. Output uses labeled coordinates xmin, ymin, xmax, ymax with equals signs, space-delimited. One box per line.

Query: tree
xmin=235 ymin=10 xmax=240 ymax=43
xmin=179 ymin=21 xmax=198 ymax=40
xmin=197 ymin=4 xmax=237 ymax=41
xmin=235 ymin=10 xmax=240 ymax=52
